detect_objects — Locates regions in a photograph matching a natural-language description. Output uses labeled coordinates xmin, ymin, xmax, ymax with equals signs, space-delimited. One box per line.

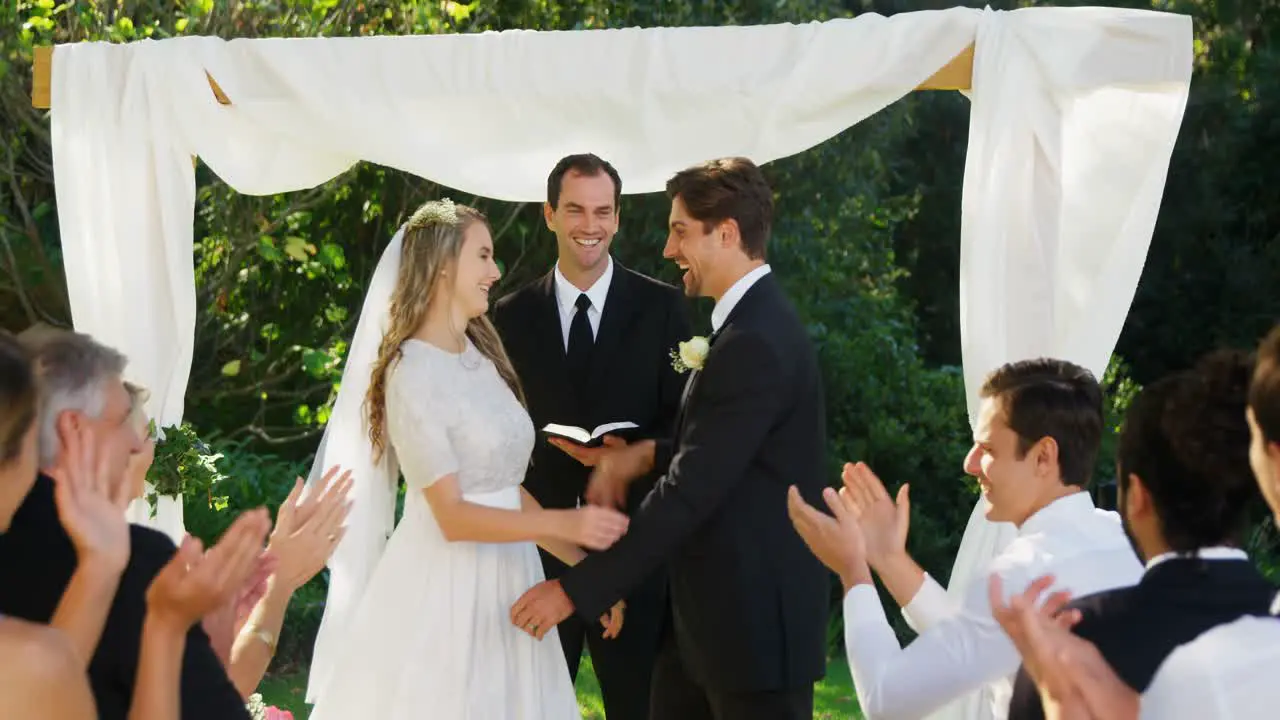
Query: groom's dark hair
xmin=666 ymin=157 xmax=773 ymax=260
xmin=547 ymin=153 xmax=622 ymax=210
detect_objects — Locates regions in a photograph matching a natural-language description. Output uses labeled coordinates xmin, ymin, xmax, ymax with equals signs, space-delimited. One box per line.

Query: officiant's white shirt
xmin=1139 ymin=598 xmax=1280 ymax=719
xmin=553 ymin=255 xmax=613 ymax=349
xmin=712 ymin=264 xmax=771 ymax=331
xmin=842 ymin=491 xmax=1143 ymax=720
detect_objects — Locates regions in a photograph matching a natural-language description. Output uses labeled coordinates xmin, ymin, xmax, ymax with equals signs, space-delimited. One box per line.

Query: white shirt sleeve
xmin=901 ymin=573 xmax=958 ymax=632
xmin=842 ymin=574 xmax=1021 ymax=720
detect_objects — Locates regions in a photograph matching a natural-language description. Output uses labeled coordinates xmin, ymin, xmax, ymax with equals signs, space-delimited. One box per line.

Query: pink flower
xmin=264 ymin=708 xmax=293 ymax=720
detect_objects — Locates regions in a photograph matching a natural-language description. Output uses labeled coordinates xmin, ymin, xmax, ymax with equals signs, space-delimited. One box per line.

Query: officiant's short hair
xmin=0 ymin=330 xmax=36 ymax=467
xmin=1251 ymin=323 xmax=1280 ymax=444
xmin=980 ymin=358 xmax=1103 ymax=488
xmin=666 ymin=156 xmax=773 ymax=261
xmin=547 ymin=153 xmax=622 ymax=210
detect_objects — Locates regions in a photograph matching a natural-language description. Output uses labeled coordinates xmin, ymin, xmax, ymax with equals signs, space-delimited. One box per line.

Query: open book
xmin=541 ymin=421 xmax=639 ymax=447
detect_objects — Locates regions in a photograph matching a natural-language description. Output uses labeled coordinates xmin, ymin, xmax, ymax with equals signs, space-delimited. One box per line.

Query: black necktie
xmin=566 ymin=292 xmax=593 ymax=375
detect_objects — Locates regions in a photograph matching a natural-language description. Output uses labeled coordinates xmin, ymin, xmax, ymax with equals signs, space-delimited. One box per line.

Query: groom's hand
xmin=583 ymin=438 xmax=656 ymax=509
xmin=511 ymin=579 xmax=574 ymax=641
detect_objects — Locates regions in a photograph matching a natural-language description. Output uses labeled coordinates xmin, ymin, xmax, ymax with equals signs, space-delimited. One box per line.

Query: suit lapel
xmin=671 ymin=274 xmax=775 ymax=435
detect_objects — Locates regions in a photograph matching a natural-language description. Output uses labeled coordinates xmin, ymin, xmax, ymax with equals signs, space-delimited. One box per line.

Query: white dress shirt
xmin=1140 ymin=599 xmax=1280 ymax=719
xmin=553 ymin=256 xmax=613 ymax=350
xmin=711 ymin=264 xmax=771 ymax=331
xmin=843 ymin=491 xmax=1143 ymax=720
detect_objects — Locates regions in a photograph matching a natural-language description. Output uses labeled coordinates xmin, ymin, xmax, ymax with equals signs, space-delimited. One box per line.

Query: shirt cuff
xmin=902 ymin=573 xmax=956 ymax=632
xmin=843 ymin=583 xmax=890 ymax=628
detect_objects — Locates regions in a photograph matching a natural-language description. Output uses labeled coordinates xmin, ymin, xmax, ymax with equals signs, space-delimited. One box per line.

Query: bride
xmin=306 ymin=199 xmax=628 ymax=719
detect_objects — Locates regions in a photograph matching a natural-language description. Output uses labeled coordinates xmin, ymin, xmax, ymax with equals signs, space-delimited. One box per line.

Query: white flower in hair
xmin=408 ymin=198 xmax=460 ymax=228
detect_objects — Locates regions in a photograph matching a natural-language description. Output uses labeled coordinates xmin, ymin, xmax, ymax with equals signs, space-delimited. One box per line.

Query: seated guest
xmin=118 ymin=382 xmax=353 ymax=698
xmin=0 ymin=330 xmax=251 ymax=720
xmin=788 ymin=358 xmax=1143 ymax=720
xmin=1006 ymin=350 xmax=1277 ymax=719
xmin=0 ymin=329 xmax=272 ymax=720
xmin=993 ymin=324 xmax=1280 ymax=719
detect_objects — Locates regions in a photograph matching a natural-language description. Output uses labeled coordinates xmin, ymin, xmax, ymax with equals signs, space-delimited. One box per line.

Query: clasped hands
xmin=786 ymin=461 xmax=911 ymax=590
xmin=508 ymin=435 xmax=645 ymax=641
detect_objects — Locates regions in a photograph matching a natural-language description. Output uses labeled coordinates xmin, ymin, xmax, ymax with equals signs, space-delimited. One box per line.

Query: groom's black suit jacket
xmin=493 ymin=263 xmax=691 ymax=518
xmin=1007 ymin=556 xmax=1277 ymax=720
xmin=0 ymin=475 xmax=249 ymax=720
xmin=560 ymin=272 xmax=830 ymax=693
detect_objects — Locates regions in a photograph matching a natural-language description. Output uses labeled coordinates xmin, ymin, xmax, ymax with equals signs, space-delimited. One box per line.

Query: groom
xmin=511 ymin=157 xmax=829 ymax=720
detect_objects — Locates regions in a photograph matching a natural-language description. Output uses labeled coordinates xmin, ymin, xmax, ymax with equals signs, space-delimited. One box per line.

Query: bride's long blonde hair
xmin=365 ymin=200 xmax=524 ymax=462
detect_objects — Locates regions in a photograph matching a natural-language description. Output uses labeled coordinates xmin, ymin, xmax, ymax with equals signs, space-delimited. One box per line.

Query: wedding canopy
xmin=35 ymin=5 xmax=1190 ymax=716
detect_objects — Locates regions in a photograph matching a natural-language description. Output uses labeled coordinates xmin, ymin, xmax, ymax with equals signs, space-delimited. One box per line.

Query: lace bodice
xmin=385 ymin=338 xmax=534 ymax=494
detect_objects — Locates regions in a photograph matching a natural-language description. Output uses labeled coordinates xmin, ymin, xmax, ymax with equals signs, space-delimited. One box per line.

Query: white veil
xmin=304 ymin=225 xmax=405 ymax=704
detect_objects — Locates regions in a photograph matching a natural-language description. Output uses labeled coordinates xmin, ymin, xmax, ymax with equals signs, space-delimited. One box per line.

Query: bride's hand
xmin=557 ymin=506 xmax=629 ymax=550
xmin=600 ymin=600 xmax=625 ymax=639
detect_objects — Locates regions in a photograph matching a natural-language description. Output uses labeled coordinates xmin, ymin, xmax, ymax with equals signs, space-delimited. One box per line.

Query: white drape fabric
xmin=50 ymin=44 xmax=197 ymax=543
xmin=935 ymin=9 xmax=1190 ymax=720
xmin=48 ymin=6 xmax=1191 ymax=713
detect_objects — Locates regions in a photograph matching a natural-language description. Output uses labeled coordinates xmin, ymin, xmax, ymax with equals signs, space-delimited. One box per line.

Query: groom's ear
xmin=717 ymin=219 xmax=742 ymax=250
xmin=543 ymin=202 xmax=556 ymax=231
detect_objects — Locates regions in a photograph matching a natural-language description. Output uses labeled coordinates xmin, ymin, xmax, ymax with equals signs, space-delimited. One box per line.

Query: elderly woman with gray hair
xmin=0 ymin=329 xmax=272 ymax=720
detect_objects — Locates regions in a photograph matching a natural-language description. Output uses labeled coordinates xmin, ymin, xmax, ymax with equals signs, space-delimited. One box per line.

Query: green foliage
xmin=146 ymin=422 xmax=225 ymax=504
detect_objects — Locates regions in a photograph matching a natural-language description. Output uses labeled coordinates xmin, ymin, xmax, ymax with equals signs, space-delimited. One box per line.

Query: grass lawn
xmin=258 ymin=655 xmax=862 ymax=719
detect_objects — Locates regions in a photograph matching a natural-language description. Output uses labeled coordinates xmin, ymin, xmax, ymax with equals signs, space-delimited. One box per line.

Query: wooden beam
xmin=31 ymin=41 xmax=973 ymax=109
xmin=31 ymin=45 xmax=231 ymax=108
xmin=32 ymin=45 xmax=51 ymax=108
xmin=920 ymin=43 xmax=974 ymax=91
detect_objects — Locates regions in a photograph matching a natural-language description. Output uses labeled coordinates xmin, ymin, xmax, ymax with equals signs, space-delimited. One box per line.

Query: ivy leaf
xmin=221 ymin=360 xmax=241 ymax=376
xmin=284 ymin=236 xmax=316 ymax=262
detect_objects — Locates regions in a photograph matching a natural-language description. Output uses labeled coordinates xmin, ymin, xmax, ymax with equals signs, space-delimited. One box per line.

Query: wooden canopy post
xmin=30 ymin=42 xmax=973 ymax=109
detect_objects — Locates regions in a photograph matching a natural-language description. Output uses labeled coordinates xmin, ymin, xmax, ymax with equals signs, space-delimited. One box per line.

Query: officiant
xmin=493 ymin=153 xmax=691 ymax=720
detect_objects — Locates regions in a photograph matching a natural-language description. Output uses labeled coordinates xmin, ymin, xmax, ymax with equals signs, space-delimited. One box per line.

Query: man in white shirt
xmin=788 ymin=358 xmax=1143 ymax=720
xmin=990 ymin=323 xmax=1280 ymax=720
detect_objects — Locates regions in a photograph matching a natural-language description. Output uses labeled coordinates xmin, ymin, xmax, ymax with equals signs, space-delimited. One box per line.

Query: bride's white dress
xmin=308 ymin=338 xmax=580 ymax=720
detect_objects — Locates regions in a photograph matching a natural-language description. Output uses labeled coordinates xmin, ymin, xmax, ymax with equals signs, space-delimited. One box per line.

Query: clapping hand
xmin=147 ymin=509 xmax=273 ymax=630
xmin=267 ymin=465 xmax=354 ymax=592
xmin=840 ymin=462 xmax=910 ymax=570
xmin=54 ymin=423 xmax=132 ymax=574
xmin=786 ymin=485 xmax=871 ymax=589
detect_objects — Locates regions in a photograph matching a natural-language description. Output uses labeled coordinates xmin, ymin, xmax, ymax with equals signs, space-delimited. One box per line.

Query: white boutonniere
xmin=670 ymin=335 xmax=710 ymax=374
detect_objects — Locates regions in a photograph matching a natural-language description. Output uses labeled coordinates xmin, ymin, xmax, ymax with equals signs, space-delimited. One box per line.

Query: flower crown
xmin=408 ymin=198 xmax=460 ymax=229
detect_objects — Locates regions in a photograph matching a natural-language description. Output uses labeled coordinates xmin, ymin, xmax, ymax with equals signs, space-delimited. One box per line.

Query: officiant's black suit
xmin=493 ymin=262 xmax=692 ymax=720
xmin=559 ymin=272 xmax=830 ymax=720
xmin=0 ymin=475 xmax=249 ymax=720
xmin=1007 ymin=556 xmax=1277 ymax=720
